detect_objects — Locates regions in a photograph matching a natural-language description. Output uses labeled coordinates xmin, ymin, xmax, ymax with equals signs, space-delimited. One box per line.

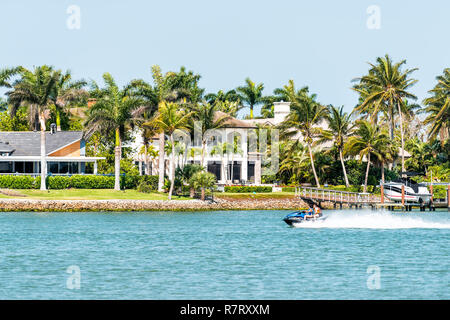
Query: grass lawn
xmin=0 ymin=189 xmax=190 ymax=200
xmin=216 ymin=192 xmax=296 ymax=200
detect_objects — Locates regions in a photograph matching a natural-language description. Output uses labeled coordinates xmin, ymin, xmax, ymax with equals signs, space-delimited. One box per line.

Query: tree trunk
xmin=168 ymin=134 xmax=175 ymax=200
xmin=381 ymin=160 xmax=385 ymax=184
xmin=158 ymin=132 xmax=165 ymax=192
xmin=201 ymin=140 xmax=206 ymax=168
xmin=143 ymin=140 xmax=149 ymax=175
xmin=339 ymin=148 xmax=350 ymax=188
xmin=308 ymin=143 xmax=320 ymax=188
xmin=250 ymin=105 xmax=254 ymax=119
xmin=39 ymin=114 xmax=47 ymax=190
xmin=364 ymin=152 xmax=371 ymax=193
xmin=56 ymin=110 xmax=61 ymax=131
xmin=201 ymin=187 xmax=205 ymax=201
xmin=114 ymin=128 xmax=121 ymax=191
xmin=397 ymin=102 xmax=406 ymax=177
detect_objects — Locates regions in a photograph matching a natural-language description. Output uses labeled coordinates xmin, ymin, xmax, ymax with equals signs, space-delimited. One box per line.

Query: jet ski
xmin=283 ymin=210 xmax=325 ymax=226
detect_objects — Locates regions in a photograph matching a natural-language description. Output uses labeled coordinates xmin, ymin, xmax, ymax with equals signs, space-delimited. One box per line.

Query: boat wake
xmin=292 ymin=210 xmax=450 ymax=229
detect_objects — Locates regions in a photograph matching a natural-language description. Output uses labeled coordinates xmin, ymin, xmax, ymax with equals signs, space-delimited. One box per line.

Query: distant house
xmin=0 ymin=131 xmax=104 ymax=175
xmin=131 ymin=112 xmax=263 ymax=184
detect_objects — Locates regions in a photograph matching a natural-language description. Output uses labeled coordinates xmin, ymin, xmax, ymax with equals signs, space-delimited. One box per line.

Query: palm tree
xmin=322 ymin=105 xmax=353 ymax=187
xmin=279 ymin=89 xmax=327 ymax=187
xmin=273 ymin=80 xmax=309 ymax=102
xmin=189 ymin=171 xmax=216 ymax=201
xmin=236 ymin=78 xmax=265 ymax=119
xmin=344 ymin=120 xmax=390 ymax=192
xmin=51 ymin=70 xmax=88 ymax=131
xmin=141 ymin=65 xmax=203 ymax=192
xmin=423 ymin=68 xmax=450 ymax=143
xmin=213 ymin=100 xmax=243 ymax=118
xmin=205 ymin=89 xmax=241 ymax=104
xmin=189 ymin=102 xmax=230 ymax=167
xmin=84 ymin=73 xmax=143 ymax=190
xmin=352 ymin=54 xmax=418 ymax=175
xmin=148 ymin=101 xmax=192 ymax=200
xmin=279 ymin=141 xmax=310 ymax=184
xmin=4 ymin=65 xmax=60 ymax=190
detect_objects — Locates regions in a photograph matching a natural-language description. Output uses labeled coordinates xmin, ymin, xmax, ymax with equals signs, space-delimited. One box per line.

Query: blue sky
xmin=0 ymin=0 xmax=449 ymax=116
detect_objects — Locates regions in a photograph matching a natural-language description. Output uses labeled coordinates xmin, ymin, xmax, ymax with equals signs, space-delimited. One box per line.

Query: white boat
xmin=383 ymin=173 xmax=431 ymax=205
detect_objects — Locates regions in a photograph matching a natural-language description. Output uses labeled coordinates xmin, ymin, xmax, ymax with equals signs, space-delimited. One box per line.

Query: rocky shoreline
xmin=0 ymin=198 xmax=316 ymax=212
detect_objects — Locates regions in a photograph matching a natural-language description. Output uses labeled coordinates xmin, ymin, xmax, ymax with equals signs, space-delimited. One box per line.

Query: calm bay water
xmin=0 ymin=209 xmax=448 ymax=299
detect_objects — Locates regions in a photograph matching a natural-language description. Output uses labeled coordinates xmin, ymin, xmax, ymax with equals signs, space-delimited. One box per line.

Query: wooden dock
xmin=295 ymin=186 xmax=450 ymax=211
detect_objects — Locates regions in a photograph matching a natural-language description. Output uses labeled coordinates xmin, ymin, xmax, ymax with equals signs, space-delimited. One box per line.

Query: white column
xmin=255 ymin=155 xmax=262 ymax=185
xmin=138 ymin=161 xmax=142 ymax=176
xmin=241 ymin=130 xmax=248 ymax=182
xmin=93 ymin=161 xmax=98 ymax=175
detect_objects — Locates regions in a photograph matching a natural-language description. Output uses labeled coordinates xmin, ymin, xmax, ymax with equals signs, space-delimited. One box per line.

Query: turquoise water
xmin=0 ymin=209 xmax=448 ymax=299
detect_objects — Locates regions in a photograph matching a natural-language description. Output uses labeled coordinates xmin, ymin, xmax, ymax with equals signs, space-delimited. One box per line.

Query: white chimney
xmin=273 ymin=101 xmax=290 ymax=125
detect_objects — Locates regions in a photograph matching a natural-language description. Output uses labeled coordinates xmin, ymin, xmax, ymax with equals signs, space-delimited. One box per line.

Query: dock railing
xmin=295 ymin=186 xmax=380 ymax=204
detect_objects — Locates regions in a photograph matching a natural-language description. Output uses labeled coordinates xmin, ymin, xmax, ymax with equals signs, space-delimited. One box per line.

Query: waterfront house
xmin=0 ymin=130 xmax=104 ymax=175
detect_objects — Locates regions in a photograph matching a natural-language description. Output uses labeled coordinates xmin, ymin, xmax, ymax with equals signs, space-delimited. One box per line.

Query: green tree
xmin=280 ymin=88 xmax=327 ymax=187
xmin=189 ymin=102 xmax=230 ymax=167
xmin=3 ymin=65 xmax=60 ymax=190
xmin=352 ymin=54 xmax=418 ymax=175
xmin=236 ymin=78 xmax=265 ymax=119
xmin=85 ymin=73 xmax=143 ymax=190
xmin=322 ymin=105 xmax=354 ymax=187
xmin=51 ymin=70 xmax=87 ymax=131
xmin=344 ymin=120 xmax=390 ymax=192
xmin=423 ymin=68 xmax=450 ymax=144
xmin=149 ymin=101 xmax=192 ymax=200
xmin=189 ymin=171 xmax=216 ymax=201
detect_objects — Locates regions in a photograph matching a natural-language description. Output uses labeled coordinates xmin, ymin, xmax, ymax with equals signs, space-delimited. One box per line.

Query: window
xmin=49 ymin=162 xmax=59 ymax=174
xmin=59 ymin=162 xmax=69 ymax=174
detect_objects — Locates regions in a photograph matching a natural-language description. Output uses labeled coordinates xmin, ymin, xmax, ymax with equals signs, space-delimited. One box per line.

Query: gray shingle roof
xmin=0 ymin=131 xmax=83 ymax=156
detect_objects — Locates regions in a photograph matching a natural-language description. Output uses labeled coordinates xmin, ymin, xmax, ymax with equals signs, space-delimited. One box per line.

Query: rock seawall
xmin=0 ymin=198 xmax=311 ymax=212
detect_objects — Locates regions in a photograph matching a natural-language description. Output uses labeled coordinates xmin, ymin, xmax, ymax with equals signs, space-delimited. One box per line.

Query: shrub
xmin=70 ymin=175 xmax=115 ymax=189
xmin=0 ymin=174 xmax=160 ymax=190
xmin=0 ymin=175 xmax=39 ymax=189
xmin=281 ymin=187 xmax=296 ymax=192
xmin=224 ymin=186 xmax=272 ymax=193
xmin=47 ymin=176 xmax=71 ymax=189
xmin=137 ymin=180 xmax=153 ymax=193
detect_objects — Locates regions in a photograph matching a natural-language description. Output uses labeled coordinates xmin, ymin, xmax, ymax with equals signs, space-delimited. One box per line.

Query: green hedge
xmin=0 ymin=175 xmax=40 ymax=189
xmin=0 ymin=174 xmax=159 ymax=190
xmin=224 ymin=186 xmax=272 ymax=193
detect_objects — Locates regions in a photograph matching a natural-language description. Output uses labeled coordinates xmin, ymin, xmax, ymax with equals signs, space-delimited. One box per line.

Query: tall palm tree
xmin=279 ymin=141 xmax=310 ymax=184
xmin=51 ymin=70 xmax=88 ymax=131
xmin=189 ymin=102 xmax=230 ymax=167
xmin=213 ymin=100 xmax=243 ymax=118
xmin=344 ymin=120 xmax=390 ymax=192
xmin=205 ymin=89 xmax=241 ymax=104
xmin=148 ymin=101 xmax=192 ymax=200
xmin=279 ymin=89 xmax=327 ymax=187
xmin=137 ymin=65 xmax=203 ymax=192
xmin=85 ymin=73 xmax=143 ymax=190
xmin=4 ymin=65 xmax=60 ymax=190
xmin=273 ymin=80 xmax=309 ymax=103
xmin=236 ymin=78 xmax=265 ymax=119
xmin=423 ymin=68 xmax=450 ymax=144
xmin=322 ymin=105 xmax=354 ymax=187
xmin=352 ymin=54 xmax=418 ymax=175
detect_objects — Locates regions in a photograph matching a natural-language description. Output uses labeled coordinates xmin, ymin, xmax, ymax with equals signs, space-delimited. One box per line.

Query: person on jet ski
xmin=313 ymin=204 xmax=322 ymax=217
xmin=303 ymin=206 xmax=314 ymax=219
